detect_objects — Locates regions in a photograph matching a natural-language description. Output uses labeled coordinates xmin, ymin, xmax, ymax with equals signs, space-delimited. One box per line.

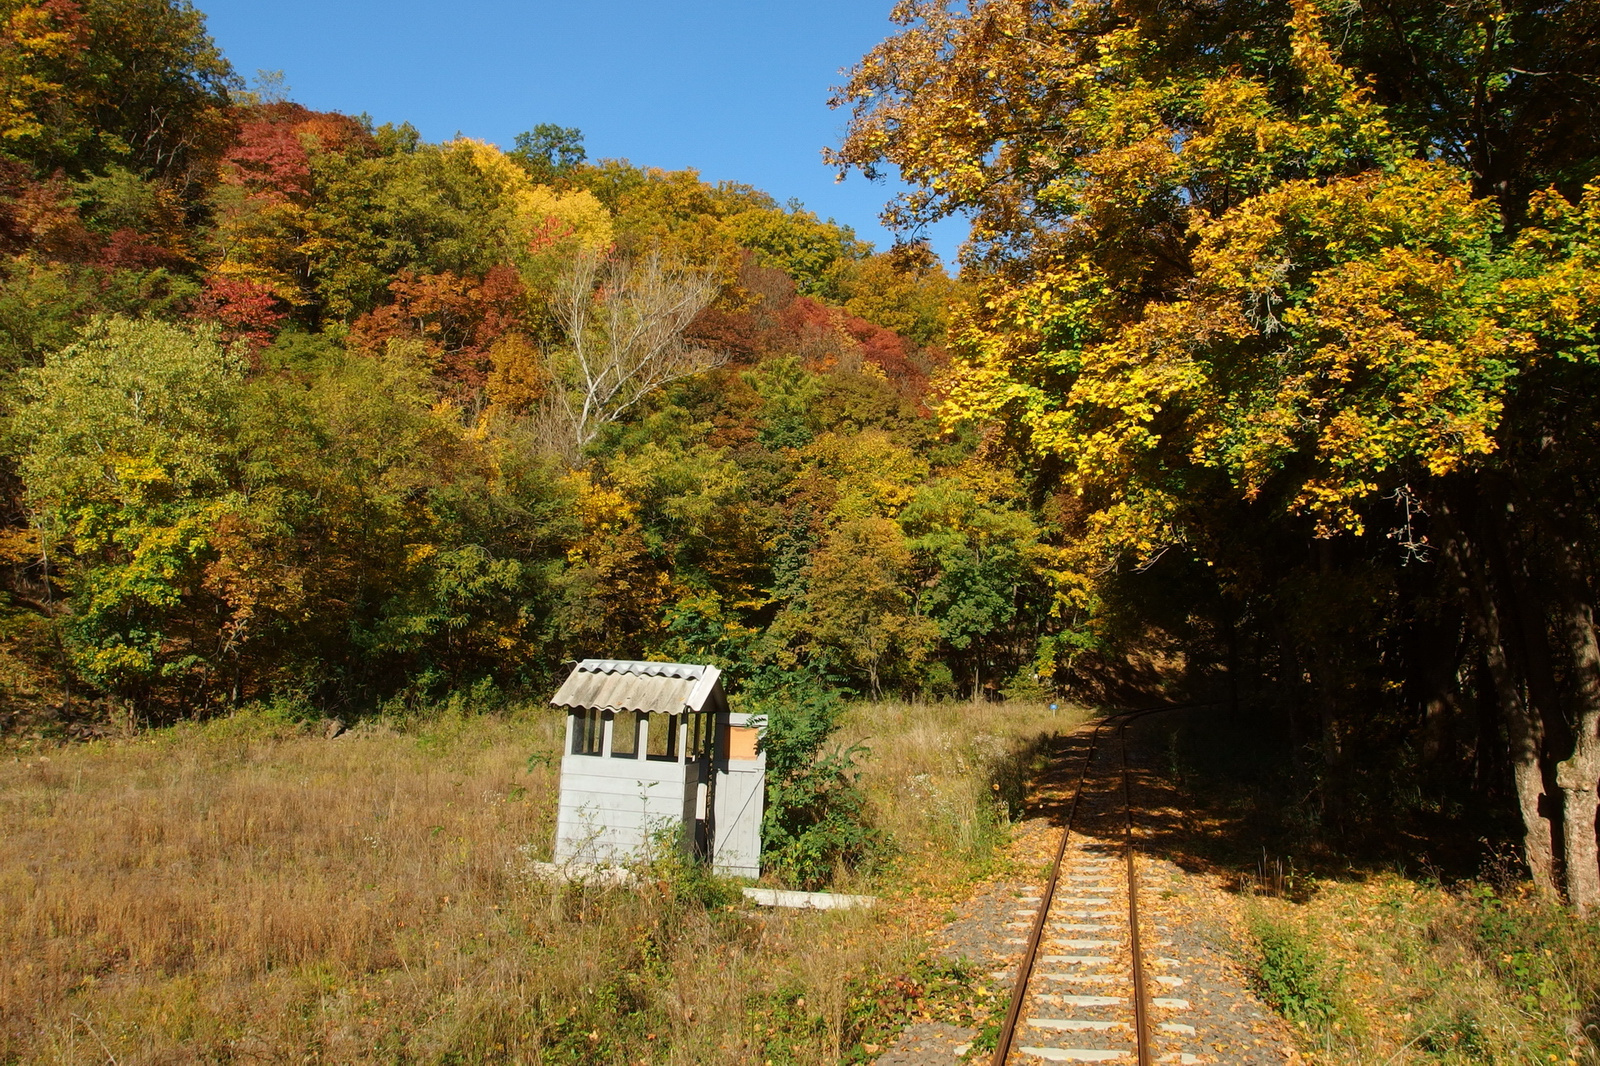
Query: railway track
xmin=989 ymin=708 xmax=1204 ymax=1066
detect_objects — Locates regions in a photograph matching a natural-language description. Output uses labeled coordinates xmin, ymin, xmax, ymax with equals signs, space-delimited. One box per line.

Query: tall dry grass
xmin=0 ymin=698 xmax=1082 ymax=1063
xmin=840 ymin=700 xmax=1086 ymax=893
xmin=6 ymin=698 xmax=1080 ymax=1064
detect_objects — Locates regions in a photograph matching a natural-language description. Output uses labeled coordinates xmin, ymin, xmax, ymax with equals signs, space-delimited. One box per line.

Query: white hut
xmin=550 ymin=659 xmax=765 ymax=877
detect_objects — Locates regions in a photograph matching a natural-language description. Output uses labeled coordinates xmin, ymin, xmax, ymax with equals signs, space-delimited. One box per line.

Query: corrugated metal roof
xmin=575 ymin=659 xmax=709 ymax=679
xmin=551 ymin=660 xmax=723 ymax=714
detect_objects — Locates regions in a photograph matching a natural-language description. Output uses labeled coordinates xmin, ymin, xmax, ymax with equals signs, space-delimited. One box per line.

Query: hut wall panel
xmin=712 ymin=711 xmax=766 ymax=878
xmin=555 ymin=754 xmax=699 ymax=863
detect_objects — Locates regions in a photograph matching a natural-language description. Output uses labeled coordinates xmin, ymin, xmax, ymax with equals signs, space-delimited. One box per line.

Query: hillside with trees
xmin=0 ymin=0 xmax=1051 ymax=731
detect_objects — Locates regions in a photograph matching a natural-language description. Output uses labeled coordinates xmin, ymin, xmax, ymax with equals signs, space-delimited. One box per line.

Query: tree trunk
xmin=1491 ymin=504 xmax=1573 ymax=883
xmin=1471 ymin=655 xmax=1501 ymax=793
xmin=1275 ymin=623 xmax=1307 ymax=773
xmin=1550 ymin=549 xmax=1600 ymax=912
xmin=1223 ymin=609 xmax=1242 ymax=717
xmin=1440 ymin=501 xmax=1559 ymax=895
xmin=1309 ymin=640 xmax=1344 ymax=769
xmin=1482 ymin=633 xmax=1555 ymax=895
xmin=1558 ymin=738 xmax=1600 ymax=913
xmin=1411 ymin=611 xmax=1464 ymax=765
xmin=1312 ymin=540 xmax=1345 ymax=772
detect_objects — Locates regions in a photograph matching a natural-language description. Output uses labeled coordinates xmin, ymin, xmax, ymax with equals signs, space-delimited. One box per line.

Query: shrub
xmin=750 ymin=679 xmax=888 ymax=889
xmin=1249 ymin=915 xmax=1339 ymax=1030
xmin=641 ymin=822 xmax=744 ymax=910
xmin=1417 ymin=1008 xmax=1493 ymax=1062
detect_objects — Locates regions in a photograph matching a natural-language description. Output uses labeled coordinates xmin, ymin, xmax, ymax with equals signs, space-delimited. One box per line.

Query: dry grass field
xmin=0 ymin=698 xmax=1082 ymax=1064
xmin=837 ymin=699 xmax=1078 ymax=895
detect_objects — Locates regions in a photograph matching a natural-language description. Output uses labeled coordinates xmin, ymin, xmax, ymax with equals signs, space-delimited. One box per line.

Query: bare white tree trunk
xmin=547 ymin=249 xmax=723 ymax=461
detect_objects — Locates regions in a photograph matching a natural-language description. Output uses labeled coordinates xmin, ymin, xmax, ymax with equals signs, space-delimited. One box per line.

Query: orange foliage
xmin=221 ymin=118 xmax=311 ymax=199
xmin=96 ymin=227 xmax=177 ymax=270
xmin=189 ymin=275 xmax=287 ymax=357
xmin=7 ymin=173 xmax=95 ymax=261
xmin=779 ymin=297 xmax=927 ymax=398
xmin=0 ymin=159 xmax=31 ymax=254
xmin=348 ymin=265 xmax=528 ymax=389
xmin=220 ymin=104 xmax=374 ymax=201
xmin=839 ymin=309 xmax=925 ymax=397
xmin=485 ymin=333 xmax=547 ymax=413
xmin=683 ymin=255 xmax=929 ymax=397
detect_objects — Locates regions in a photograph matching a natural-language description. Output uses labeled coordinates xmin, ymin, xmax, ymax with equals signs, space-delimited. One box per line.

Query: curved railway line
xmin=989 ymin=707 xmax=1207 ymax=1066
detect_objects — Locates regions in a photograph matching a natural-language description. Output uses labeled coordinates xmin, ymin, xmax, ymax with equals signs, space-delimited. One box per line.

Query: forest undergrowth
xmin=1152 ymin=707 xmax=1600 ymax=1065
xmin=0 ymin=696 xmax=1075 ymax=1064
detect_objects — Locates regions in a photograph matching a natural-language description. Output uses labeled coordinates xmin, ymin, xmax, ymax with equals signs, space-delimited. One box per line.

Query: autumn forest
xmin=5 ymin=0 xmax=1600 ymax=919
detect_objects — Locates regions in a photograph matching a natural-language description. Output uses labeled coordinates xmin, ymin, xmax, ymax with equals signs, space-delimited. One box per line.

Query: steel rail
xmin=989 ymin=703 xmax=1211 ymax=1066
xmin=1119 ymin=712 xmax=1153 ymax=1066
xmin=987 ymin=715 xmax=1115 ymax=1066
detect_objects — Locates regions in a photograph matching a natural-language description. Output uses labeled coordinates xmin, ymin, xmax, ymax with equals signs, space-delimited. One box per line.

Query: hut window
xmin=571 ymin=708 xmax=603 ymax=756
xmin=686 ymin=712 xmax=712 ymax=758
xmin=645 ymin=712 xmax=678 ymax=760
xmin=611 ymin=710 xmax=639 ymax=758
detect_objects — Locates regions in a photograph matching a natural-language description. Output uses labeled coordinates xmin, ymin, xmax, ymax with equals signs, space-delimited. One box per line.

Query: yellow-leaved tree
xmin=835 ymin=0 xmax=1600 ymax=909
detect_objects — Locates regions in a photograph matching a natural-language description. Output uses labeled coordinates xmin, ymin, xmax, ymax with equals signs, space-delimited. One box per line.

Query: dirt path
xmin=873 ymin=713 xmax=1303 ymax=1066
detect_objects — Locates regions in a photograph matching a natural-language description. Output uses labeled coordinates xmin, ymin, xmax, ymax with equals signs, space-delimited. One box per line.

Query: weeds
xmin=1472 ymin=884 xmax=1596 ymax=1020
xmin=754 ymin=682 xmax=889 ymax=889
xmin=1582 ymin=997 xmax=1600 ymax=1066
xmin=1241 ymin=849 xmax=1315 ymax=902
xmin=1140 ymin=704 xmax=1596 ymax=1063
xmin=1415 ymin=1008 xmax=1493 ymax=1062
xmin=1248 ymin=914 xmax=1340 ymax=1031
xmin=1242 ymin=874 xmax=1599 ymax=1064
xmin=746 ymin=955 xmax=961 ymax=1066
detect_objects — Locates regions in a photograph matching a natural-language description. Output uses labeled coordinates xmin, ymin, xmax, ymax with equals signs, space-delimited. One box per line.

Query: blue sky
xmin=196 ymin=0 xmax=969 ymax=264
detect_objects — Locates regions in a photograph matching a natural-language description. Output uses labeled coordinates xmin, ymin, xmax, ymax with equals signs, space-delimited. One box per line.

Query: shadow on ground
xmin=1024 ymin=703 xmax=1520 ymax=896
